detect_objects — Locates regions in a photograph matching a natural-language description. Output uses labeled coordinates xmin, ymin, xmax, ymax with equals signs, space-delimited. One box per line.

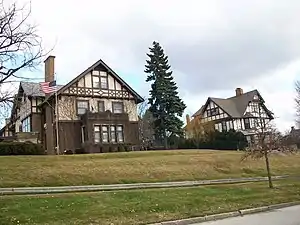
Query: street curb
xmin=0 ymin=175 xmax=296 ymax=196
xmin=149 ymin=201 xmax=300 ymax=225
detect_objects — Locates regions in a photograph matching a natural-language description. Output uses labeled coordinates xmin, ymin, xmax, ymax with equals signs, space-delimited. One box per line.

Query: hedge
xmin=0 ymin=142 xmax=45 ymax=155
xmin=176 ymin=130 xmax=249 ymax=150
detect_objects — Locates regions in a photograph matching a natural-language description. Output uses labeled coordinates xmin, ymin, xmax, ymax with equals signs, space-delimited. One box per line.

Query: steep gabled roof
xmin=57 ymin=59 xmax=144 ymax=103
xmin=194 ymin=89 xmax=273 ymax=119
xmin=192 ymin=105 xmax=204 ymax=117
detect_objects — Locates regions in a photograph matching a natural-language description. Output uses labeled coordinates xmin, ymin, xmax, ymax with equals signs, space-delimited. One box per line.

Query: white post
xmin=55 ymin=83 xmax=59 ymax=155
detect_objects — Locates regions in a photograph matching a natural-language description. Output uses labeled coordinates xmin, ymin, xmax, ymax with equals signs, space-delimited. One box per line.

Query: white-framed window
xmin=94 ymin=125 xmax=101 ymax=143
xmin=93 ymin=124 xmax=124 ymax=143
xmin=102 ymin=125 xmax=109 ymax=143
xmin=92 ymin=76 xmax=100 ymax=88
xmin=77 ymin=100 xmax=89 ymax=115
xmin=100 ymin=77 xmax=108 ymax=89
xmin=116 ymin=125 xmax=124 ymax=142
xmin=110 ymin=126 xmax=116 ymax=142
xmin=112 ymin=102 xmax=123 ymax=113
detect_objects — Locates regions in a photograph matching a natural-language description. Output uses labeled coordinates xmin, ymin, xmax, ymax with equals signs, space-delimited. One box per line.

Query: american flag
xmin=40 ymin=80 xmax=57 ymax=94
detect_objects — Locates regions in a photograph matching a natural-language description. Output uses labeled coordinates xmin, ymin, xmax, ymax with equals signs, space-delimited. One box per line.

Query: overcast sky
xmin=8 ymin=0 xmax=300 ymax=132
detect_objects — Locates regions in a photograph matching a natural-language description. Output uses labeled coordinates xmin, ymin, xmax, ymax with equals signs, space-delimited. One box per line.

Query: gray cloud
xmin=78 ymin=2 xmax=300 ymax=96
xmin=30 ymin=0 xmax=300 ymax=97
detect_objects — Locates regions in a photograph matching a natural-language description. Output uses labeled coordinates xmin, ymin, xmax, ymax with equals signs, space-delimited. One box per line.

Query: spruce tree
xmin=145 ymin=41 xmax=186 ymax=149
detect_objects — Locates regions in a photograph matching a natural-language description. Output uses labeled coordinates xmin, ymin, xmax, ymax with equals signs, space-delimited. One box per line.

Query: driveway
xmin=191 ymin=205 xmax=300 ymax=225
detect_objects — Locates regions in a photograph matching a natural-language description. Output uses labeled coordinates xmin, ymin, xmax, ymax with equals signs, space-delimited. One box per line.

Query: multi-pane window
xmin=116 ymin=125 xmax=124 ymax=142
xmin=98 ymin=101 xmax=105 ymax=112
xmin=207 ymin=108 xmax=219 ymax=117
xmin=21 ymin=116 xmax=31 ymax=132
xmin=249 ymin=102 xmax=259 ymax=113
xmin=100 ymin=77 xmax=108 ymax=89
xmin=110 ymin=126 xmax=116 ymax=142
xmin=92 ymin=76 xmax=100 ymax=88
xmin=102 ymin=126 xmax=109 ymax=143
xmin=94 ymin=126 xmax=101 ymax=143
xmin=112 ymin=102 xmax=123 ymax=113
xmin=244 ymin=118 xmax=251 ymax=129
xmin=94 ymin=125 xmax=124 ymax=143
xmin=77 ymin=100 xmax=89 ymax=115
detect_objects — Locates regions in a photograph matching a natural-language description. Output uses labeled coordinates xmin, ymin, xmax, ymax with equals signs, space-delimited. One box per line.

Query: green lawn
xmin=0 ymin=150 xmax=299 ymax=187
xmin=1 ymin=180 xmax=300 ymax=225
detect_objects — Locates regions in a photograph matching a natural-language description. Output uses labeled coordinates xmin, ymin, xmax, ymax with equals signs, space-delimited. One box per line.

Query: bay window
xmin=116 ymin=125 xmax=124 ymax=142
xmin=102 ymin=125 xmax=109 ymax=143
xmin=94 ymin=124 xmax=124 ymax=143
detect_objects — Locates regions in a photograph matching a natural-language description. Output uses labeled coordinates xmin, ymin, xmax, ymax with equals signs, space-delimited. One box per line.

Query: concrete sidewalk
xmin=0 ymin=175 xmax=295 ymax=195
xmin=190 ymin=204 xmax=300 ymax=225
xmin=150 ymin=202 xmax=300 ymax=225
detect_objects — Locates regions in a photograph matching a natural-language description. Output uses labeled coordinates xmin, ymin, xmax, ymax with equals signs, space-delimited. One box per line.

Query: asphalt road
xmin=191 ymin=205 xmax=300 ymax=225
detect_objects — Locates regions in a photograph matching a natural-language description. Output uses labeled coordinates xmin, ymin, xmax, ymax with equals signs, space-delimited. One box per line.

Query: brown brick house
xmin=0 ymin=56 xmax=144 ymax=154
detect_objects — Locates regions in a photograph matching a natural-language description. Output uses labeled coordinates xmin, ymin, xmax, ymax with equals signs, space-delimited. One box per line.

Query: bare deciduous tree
xmin=135 ymin=98 xmax=156 ymax=150
xmin=0 ymin=0 xmax=46 ymax=115
xmin=295 ymin=81 xmax=300 ymax=127
xmin=185 ymin=116 xmax=215 ymax=148
xmin=242 ymin=100 xmax=294 ymax=188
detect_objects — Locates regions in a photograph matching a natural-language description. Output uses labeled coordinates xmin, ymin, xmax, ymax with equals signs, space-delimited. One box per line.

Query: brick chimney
xmin=44 ymin=55 xmax=55 ymax=82
xmin=186 ymin=114 xmax=191 ymax=125
xmin=235 ymin=88 xmax=243 ymax=96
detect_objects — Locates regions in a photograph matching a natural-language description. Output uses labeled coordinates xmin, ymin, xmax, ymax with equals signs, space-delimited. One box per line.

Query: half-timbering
xmin=0 ymin=56 xmax=144 ymax=154
xmin=186 ymin=88 xmax=274 ymax=144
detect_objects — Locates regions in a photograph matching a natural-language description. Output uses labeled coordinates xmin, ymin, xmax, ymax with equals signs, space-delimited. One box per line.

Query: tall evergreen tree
xmin=145 ymin=41 xmax=186 ymax=149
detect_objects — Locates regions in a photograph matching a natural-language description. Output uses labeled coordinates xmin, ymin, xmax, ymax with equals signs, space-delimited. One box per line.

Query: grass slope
xmin=1 ymin=180 xmax=300 ymax=225
xmin=0 ymin=150 xmax=299 ymax=187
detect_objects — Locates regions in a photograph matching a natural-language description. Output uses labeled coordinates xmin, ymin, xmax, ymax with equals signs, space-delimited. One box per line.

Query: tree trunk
xmin=164 ymin=134 xmax=168 ymax=150
xmin=264 ymin=149 xmax=273 ymax=188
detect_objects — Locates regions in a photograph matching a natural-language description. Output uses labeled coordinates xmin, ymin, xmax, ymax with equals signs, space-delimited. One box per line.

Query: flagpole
xmin=55 ymin=75 xmax=59 ymax=155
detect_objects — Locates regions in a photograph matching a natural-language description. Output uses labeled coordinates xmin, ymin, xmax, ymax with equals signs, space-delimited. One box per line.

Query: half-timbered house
xmin=186 ymin=88 xmax=274 ymax=143
xmin=0 ymin=56 xmax=144 ymax=154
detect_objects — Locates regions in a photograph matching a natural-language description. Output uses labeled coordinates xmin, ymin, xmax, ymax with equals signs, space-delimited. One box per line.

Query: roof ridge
xmin=210 ymin=97 xmax=226 ymax=100
xmin=227 ymin=89 xmax=257 ymax=99
xmin=21 ymin=81 xmax=64 ymax=86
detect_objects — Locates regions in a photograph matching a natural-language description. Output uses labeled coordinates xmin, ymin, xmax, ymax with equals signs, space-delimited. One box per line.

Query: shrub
xmin=102 ymin=146 xmax=110 ymax=153
xmin=75 ymin=148 xmax=86 ymax=154
xmin=0 ymin=142 xmax=45 ymax=155
xmin=118 ymin=145 xmax=125 ymax=152
xmin=63 ymin=149 xmax=73 ymax=154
